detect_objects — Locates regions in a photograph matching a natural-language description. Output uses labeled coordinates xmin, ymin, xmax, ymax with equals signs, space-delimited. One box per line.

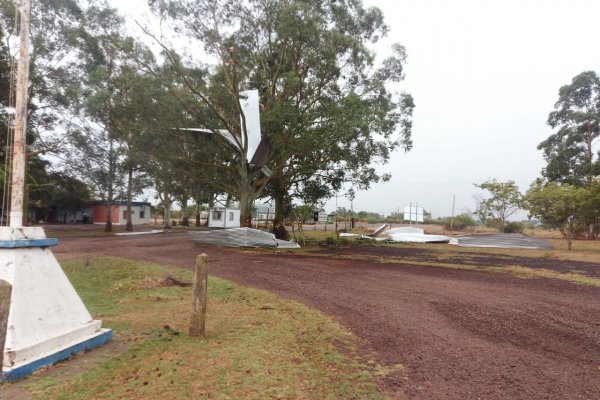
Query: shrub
xmin=323 ymin=236 xmax=337 ymax=246
xmin=444 ymin=214 xmax=476 ymax=230
xmin=503 ymin=221 xmax=524 ymax=233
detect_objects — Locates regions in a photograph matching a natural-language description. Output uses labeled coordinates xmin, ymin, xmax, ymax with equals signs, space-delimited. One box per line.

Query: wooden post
xmin=0 ymin=280 xmax=12 ymax=369
xmin=189 ymin=254 xmax=208 ymax=337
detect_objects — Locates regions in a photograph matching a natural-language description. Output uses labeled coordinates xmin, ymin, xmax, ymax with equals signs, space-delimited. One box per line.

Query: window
xmin=229 ymin=212 xmax=234 ymax=221
xmin=139 ymin=211 xmax=145 ymax=219
xmin=122 ymin=210 xmax=127 ymax=219
xmin=212 ymin=211 xmax=223 ymax=220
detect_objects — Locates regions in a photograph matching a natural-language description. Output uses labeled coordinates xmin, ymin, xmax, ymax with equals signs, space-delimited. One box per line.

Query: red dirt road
xmin=54 ymin=232 xmax=600 ymax=400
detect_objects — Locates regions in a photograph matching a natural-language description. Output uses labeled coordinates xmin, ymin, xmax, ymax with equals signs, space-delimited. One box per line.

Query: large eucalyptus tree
xmin=538 ymin=71 xmax=600 ymax=186
xmin=147 ymin=0 xmax=413 ymax=235
xmin=538 ymin=71 xmax=600 ymax=238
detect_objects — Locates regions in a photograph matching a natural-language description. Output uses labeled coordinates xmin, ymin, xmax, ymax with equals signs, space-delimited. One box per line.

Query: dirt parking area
xmin=54 ymin=232 xmax=600 ymax=400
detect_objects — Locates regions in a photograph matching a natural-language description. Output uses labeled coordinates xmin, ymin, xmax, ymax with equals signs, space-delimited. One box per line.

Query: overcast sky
xmin=115 ymin=0 xmax=600 ymax=218
xmin=332 ymin=0 xmax=600 ymax=218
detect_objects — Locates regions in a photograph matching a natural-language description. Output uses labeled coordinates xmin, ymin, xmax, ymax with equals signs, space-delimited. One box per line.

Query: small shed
xmin=92 ymin=201 xmax=151 ymax=225
xmin=208 ymin=207 xmax=241 ymax=228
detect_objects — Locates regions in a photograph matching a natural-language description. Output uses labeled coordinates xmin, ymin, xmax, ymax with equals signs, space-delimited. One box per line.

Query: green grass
xmin=19 ymin=257 xmax=383 ymax=400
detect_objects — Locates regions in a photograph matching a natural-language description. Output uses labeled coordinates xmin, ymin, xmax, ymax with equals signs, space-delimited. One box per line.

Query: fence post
xmin=0 ymin=280 xmax=12 ymax=369
xmin=189 ymin=254 xmax=208 ymax=337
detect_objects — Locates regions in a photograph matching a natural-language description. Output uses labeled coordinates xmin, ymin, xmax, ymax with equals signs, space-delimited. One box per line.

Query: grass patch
xmin=19 ymin=257 xmax=382 ymax=400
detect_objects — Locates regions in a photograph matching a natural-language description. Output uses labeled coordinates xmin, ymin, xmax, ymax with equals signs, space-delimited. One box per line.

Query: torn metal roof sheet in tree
xmin=449 ymin=234 xmax=553 ymax=249
xmin=188 ymin=227 xmax=300 ymax=249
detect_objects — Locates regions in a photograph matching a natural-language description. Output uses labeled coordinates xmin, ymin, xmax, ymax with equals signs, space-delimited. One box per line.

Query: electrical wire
xmin=1 ymin=3 xmax=20 ymax=226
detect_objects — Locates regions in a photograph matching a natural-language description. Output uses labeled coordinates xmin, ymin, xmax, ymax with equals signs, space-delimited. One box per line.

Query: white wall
xmin=208 ymin=208 xmax=241 ymax=228
xmin=117 ymin=205 xmax=151 ymax=225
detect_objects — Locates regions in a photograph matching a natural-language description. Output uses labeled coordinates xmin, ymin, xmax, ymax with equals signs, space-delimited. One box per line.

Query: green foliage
xmin=357 ymin=211 xmax=383 ymax=222
xmin=37 ymin=171 xmax=92 ymax=217
xmin=148 ymin=0 xmax=413 ymax=230
xmin=503 ymin=221 xmax=524 ymax=233
xmin=442 ymin=213 xmax=477 ymax=230
xmin=474 ymin=179 xmax=523 ymax=232
xmin=292 ymin=204 xmax=319 ymax=224
xmin=538 ymin=71 xmax=600 ymax=185
xmin=525 ymin=180 xmax=591 ymax=250
xmin=323 ymin=236 xmax=338 ymax=246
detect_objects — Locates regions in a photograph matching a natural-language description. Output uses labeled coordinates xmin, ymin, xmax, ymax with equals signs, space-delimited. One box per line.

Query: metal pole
xmin=450 ymin=195 xmax=456 ymax=230
xmin=335 ymin=192 xmax=338 ymax=232
xmin=9 ymin=0 xmax=31 ymax=228
xmin=416 ymin=202 xmax=419 ymax=226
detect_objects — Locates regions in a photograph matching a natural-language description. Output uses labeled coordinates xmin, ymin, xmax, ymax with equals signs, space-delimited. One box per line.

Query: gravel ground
xmin=54 ymin=232 xmax=600 ymax=400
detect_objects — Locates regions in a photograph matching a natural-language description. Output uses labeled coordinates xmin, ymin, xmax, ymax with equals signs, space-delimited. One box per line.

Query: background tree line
xmin=473 ymin=71 xmax=600 ymax=250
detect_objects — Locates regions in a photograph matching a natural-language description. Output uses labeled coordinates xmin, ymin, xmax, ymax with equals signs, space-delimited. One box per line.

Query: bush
xmin=503 ymin=221 xmax=524 ymax=233
xmin=323 ymin=236 xmax=337 ymax=246
xmin=444 ymin=214 xmax=476 ymax=230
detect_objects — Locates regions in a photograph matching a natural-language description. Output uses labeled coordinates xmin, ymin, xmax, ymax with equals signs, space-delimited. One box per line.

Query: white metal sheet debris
xmin=339 ymin=226 xmax=451 ymax=243
xmin=114 ymin=230 xmax=165 ymax=236
xmin=189 ymin=227 xmax=300 ymax=249
xmin=385 ymin=227 xmax=452 ymax=243
xmin=449 ymin=234 xmax=553 ymax=249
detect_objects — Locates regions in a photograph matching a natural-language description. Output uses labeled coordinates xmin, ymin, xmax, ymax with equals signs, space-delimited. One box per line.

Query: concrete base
xmin=3 ymin=329 xmax=112 ymax=381
xmin=0 ymin=227 xmax=111 ymax=379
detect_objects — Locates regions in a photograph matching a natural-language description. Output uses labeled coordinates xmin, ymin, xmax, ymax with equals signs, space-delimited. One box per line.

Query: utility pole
xmin=450 ymin=195 xmax=456 ymax=230
xmin=415 ymin=202 xmax=419 ymax=226
xmin=9 ymin=0 xmax=31 ymax=228
xmin=335 ymin=191 xmax=338 ymax=232
xmin=0 ymin=0 xmax=112 ymax=380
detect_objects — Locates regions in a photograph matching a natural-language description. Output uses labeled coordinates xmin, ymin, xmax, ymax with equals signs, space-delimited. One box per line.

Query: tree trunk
xmin=237 ymin=165 xmax=254 ymax=228
xmin=561 ymin=226 xmax=573 ymax=251
xmin=238 ymin=187 xmax=253 ymax=228
xmin=105 ymin=138 xmax=115 ymax=233
xmin=195 ymin=203 xmax=201 ymax=227
xmin=181 ymin=199 xmax=189 ymax=226
xmin=163 ymin=197 xmax=171 ymax=229
xmin=105 ymin=210 xmax=113 ymax=232
xmin=105 ymin=194 xmax=113 ymax=233
xmin=272 ymin=187 xmax=288 ymax=240
xmin=125 ymin=165 xmax=133 ymax=232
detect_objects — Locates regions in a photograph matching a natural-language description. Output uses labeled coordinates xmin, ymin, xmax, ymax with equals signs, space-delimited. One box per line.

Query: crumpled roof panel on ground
xmin=449 ymin=233 xmax=553 ymax=249
xmin=189 ymin=227 xmax=300 ymax=248
xmin=385 ymin=227 xmax=452 ymax=243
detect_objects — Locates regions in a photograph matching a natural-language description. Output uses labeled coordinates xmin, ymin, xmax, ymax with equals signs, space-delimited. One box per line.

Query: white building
xmin=92 ymin=201 xmax=151 ymax=225
xmin=208 ymin=207 xmax=241 ymax=228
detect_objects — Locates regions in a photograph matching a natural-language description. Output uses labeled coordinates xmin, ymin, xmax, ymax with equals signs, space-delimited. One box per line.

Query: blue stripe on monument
xmin=2 ymin=330 xmax=112 ymax=381
xmin=0 ymin=238 xmax=59 ymax=248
